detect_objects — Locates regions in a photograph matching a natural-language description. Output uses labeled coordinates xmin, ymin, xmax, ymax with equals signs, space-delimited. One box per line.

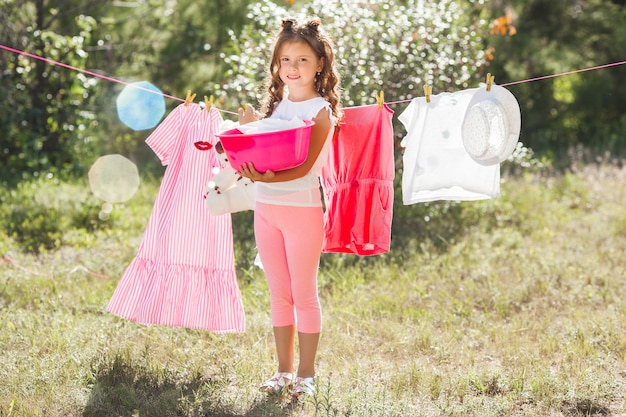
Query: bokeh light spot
xmin=88 ymin=154 xmax=140 ymax=203
xmin=101 ymin=202 xmax=113 ymax=214
xmin=116 ymin=81 xmax=165 ymax=130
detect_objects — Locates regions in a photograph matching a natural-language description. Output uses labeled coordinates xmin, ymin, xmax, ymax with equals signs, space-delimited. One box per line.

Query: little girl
xmin=237 ymin=17 xmax=341 ymax=399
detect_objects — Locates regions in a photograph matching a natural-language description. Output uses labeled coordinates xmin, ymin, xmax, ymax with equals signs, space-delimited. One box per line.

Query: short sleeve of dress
xmin=145 ymin=104 xmax=185 ymax=166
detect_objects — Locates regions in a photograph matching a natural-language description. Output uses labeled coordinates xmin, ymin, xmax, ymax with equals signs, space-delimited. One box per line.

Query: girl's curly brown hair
xmin=260 ymin=17 xmax=342 ymax=123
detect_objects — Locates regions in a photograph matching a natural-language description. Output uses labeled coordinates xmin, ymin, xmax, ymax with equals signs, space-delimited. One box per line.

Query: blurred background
xmin=2 ymin=4 xmax=626 ymax=415
xmin=2 ymin=0 xmax=625 ymax=186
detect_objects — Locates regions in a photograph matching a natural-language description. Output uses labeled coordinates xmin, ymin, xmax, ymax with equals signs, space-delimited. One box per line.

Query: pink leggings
xmin=254 ymin=202 xmax=323 ymax=333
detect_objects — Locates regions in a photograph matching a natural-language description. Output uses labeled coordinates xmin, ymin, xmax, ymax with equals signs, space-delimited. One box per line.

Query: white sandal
xmin=259 ymin=372 xmax=294 ymax=394
xmin=292 ymin=376 xmax=316 ymax=399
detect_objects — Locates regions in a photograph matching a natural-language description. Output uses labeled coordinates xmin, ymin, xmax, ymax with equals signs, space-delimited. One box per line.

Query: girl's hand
xmin=238 ymin=104 xmax=259 ymax=125
xmin=238 ymin=162 xmax=275 ymax=182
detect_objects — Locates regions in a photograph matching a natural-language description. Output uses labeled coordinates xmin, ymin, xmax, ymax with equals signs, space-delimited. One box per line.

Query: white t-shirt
xmin=255 ymin=96 xmax=335 ymax=207
xmin=398 ymin=89 xmax=500 ymax=204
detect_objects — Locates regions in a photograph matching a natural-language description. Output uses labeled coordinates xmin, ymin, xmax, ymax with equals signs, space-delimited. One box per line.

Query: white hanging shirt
xmin=398 ymin=89 xmax=501 ymax=204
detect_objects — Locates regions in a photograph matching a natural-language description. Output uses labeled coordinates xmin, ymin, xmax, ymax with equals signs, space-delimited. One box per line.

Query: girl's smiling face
xmin=278 ymin=41 xmax=323 ymax=100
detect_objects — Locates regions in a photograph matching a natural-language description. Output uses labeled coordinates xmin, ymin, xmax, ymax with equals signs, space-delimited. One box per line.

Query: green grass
xmin=2 ymin=162 xmax=626 ymax=416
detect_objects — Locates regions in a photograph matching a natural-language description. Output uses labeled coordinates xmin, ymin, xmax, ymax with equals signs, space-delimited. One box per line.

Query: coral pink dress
xmin=321 ymin=104 xmax=395 ymax=256
xmin=107 ymin=103 xmax=245 ymax=333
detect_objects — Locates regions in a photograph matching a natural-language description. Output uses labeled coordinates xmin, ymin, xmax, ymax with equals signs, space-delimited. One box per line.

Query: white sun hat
xmin=461 ymin=84 xmax=522 ymax=166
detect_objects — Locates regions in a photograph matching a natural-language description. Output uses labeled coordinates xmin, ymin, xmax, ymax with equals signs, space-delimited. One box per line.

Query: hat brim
xmin=461 ymin=85 xmax=522 ymax=166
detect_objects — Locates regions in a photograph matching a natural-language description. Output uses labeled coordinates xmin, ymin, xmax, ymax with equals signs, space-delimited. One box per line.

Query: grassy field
xmin=1 ymin=160 xmax=626 ymax=416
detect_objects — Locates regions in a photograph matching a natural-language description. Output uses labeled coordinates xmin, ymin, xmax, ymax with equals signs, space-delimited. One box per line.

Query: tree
xmin=483 ymin=0 xmax=626 ymax=162
xmin=0 ymin=0 xmax=261 ymax=185
xmin=215 ymin=0 xmax=490 ymax=110
xmin=84 ymin=0 xmax=262 ymax=172
xmin=0 ymin=0 xmax=100 ymax=184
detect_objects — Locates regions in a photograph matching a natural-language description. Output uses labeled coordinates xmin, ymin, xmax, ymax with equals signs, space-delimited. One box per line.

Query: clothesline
xmin=384 ymin=59 xmax=626 ymax=105
xmin=2 ymin=43 xmax=625 ymax=113
xmin=2 ymin=43 xmax=624 ymax=279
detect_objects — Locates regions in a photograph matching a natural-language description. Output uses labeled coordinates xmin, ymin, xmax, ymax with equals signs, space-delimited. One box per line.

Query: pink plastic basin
xmin=217 ymin=120 xmax=315 ymax=172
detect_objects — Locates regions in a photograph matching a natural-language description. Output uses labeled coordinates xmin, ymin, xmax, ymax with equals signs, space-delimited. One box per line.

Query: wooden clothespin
xmin=374 ymin=90 xmax=385 ymax=109
xmin=184 ymin=90 xmax=196 ymax=106
xmin=204 ymin=95 xmax=214 ymax=111
xmin=423 ymin=85 xmax=433 ymax=103
xmin=485 ymin=73 xmax=495 ymax=92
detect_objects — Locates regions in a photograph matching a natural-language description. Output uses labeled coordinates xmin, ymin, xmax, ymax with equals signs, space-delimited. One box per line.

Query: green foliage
xmin=80 ymin=0 xmax=264 ymax=176
xmin=215 ymin=0 xmax=491 ymax=110
xmin=230 ymin=210 xmax=257 ymax=278
xmin=0 ymin=4 xmax=100 ymax=185
xmin=3 ymin=200 xmax=63 ymax=253
xmin=484 ymin=0 xmax=626 ymax=164
xmin=0 ymin=0 xmax=261 ymax=185
xmin=2 ymin=0 xmax=626 ymax=187
xmin=0 ymin=176 xmax=116 ymax=254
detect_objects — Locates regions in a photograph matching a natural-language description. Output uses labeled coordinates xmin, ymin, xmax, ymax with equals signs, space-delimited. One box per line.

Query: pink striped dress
xmin=107 ymin=103 xmax=245 ymax=333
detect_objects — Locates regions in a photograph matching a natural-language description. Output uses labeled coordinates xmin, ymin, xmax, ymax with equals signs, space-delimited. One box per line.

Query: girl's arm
xmin=238 ymin=107 xmax=332 ymax=182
